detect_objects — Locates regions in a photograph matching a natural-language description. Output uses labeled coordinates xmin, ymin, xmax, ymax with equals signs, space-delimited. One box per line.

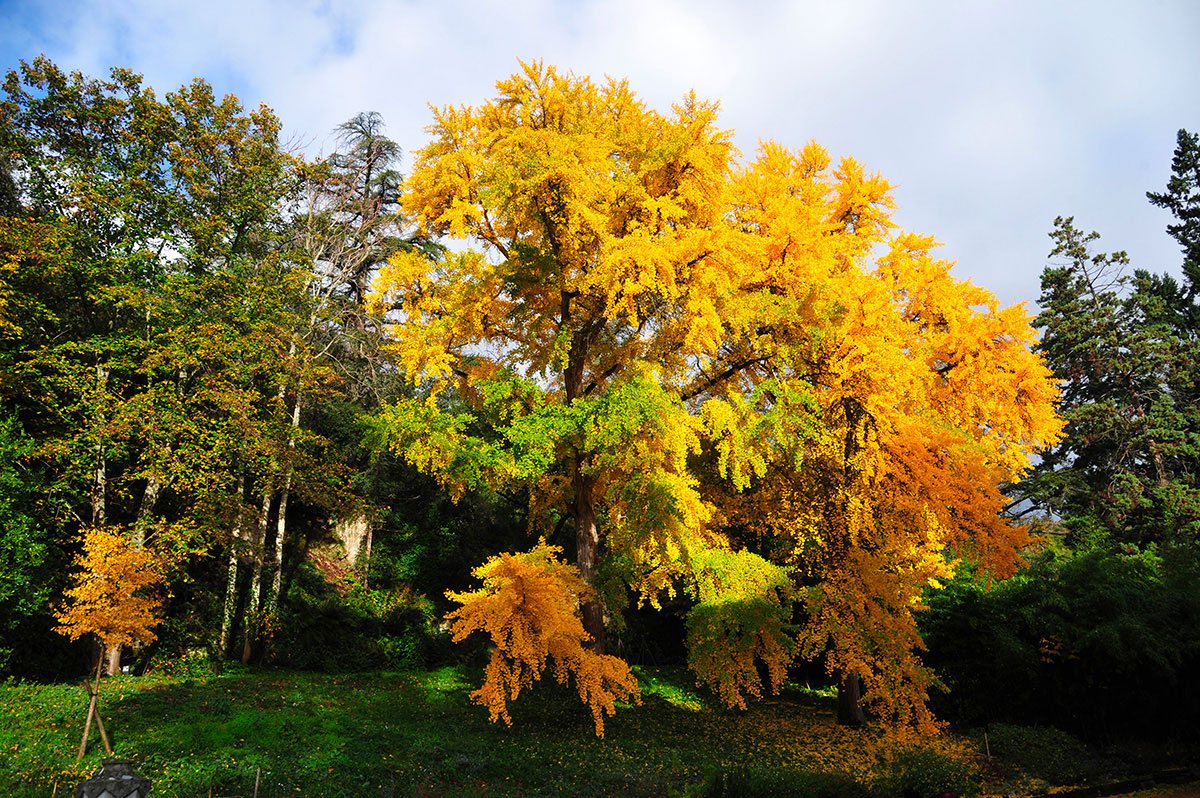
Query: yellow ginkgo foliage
xmin=56 ymin=527 xmax=162 ymax=651
xmin=715 ymin=154 xmax=1065 ymax=732
xmin=372 ymin=61 xmax=1064 ymax=736
xmin=445 ymin=543 xmax=640 ymax=736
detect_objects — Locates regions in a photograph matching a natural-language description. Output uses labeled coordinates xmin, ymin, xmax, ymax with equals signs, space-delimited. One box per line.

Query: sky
xmin=1 ymin=0 xmax=1196 ymax=308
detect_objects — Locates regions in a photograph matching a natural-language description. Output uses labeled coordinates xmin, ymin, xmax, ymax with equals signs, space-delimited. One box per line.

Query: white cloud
xmin=2 ymin=0 xmax=1197 ymax=305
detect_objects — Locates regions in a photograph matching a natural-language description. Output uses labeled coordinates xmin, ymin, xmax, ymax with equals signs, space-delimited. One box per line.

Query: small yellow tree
xmin=56 ymin=526 xmax=162 ymax=761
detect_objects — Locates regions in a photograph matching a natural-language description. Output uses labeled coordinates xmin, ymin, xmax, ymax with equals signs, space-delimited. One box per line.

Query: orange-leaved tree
xmin=56 ymin=526 xmax=162 ymax=759
xmin=369 ymin=61 xmax=1062 ymax=735
xmin=708 ymin=143 xmax=1064 ymax=731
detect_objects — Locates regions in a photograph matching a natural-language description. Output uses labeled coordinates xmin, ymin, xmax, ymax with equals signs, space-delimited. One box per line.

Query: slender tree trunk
xmin=91 ymin=363 xmax=110 ymax=528
xmin=268 ymin=483 xmax=290 ymax=616
xmin=219 ymin=474 xmax=246 ymax=656
xmin=92 ymin=446 xmax=106 ymax=528
xmin=91 ymin=365 xmax=124 ymax=675
xmin=267 ymin=395 xmax=301 ymax=616
xmin=242 ymin=491 xmax=272 ymax=665
xmin=109 ymin=468 xmax=165 ymax=672
xmin=836 ymin=672 xmax=866 ymax=727
xmin=133 ymin=474 xmax=163 ymax=545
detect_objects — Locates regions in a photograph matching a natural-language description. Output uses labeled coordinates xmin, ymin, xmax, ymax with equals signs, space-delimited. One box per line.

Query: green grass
xmin=0 ymin=665 xmax=1164 ymax=797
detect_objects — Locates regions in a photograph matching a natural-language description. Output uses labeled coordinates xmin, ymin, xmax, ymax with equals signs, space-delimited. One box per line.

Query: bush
xmin=985 ymin=724 xmax=1102 ymax=786
xmin=684 ymin=766 xmax=872 ymax=798
xmin=876 ymin=747 xmax=977 ymax=798
xmin=921 ymin=545 xmax=1200 ymax=740
xmin=273 ymin=561 xmax=446 ymax=672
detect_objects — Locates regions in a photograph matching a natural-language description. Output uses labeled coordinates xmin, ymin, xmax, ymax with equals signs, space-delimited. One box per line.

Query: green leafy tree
xmin=1021 ymin=132 xmax=1200 ymax=545
xmin=0 ymin=415 xmax=49 ymax=672
xmin=0 ymin=58 xmax=354 ymax=671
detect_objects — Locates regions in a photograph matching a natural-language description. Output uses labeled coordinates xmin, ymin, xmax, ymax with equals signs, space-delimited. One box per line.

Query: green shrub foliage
xmin=922 ymin=545 xmax=1200 ymax=739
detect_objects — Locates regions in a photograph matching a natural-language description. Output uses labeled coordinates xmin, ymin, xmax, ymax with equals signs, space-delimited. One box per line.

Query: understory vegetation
xmin=5 ymin=665 xmax=1191 ymax=798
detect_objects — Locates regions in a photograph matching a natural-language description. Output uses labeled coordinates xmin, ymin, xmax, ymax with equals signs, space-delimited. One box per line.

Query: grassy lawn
xmin=0 ymin=664 xmax=1190 ymax=797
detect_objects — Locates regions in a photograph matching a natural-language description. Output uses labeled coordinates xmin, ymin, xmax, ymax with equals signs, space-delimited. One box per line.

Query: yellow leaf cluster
xmin=445 ymin=543 xmax=641 ymax=736
xmin=55 ymin=527 xmax=163 ymax=650
xmin=685 ymin=549 xmax=794 ymax=710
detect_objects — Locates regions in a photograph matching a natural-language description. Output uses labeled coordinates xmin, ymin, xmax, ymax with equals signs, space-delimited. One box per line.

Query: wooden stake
xmin=76 ymin=656 xmax=104 ymax=763
xmin=94 ymin=702 xmax=113 ymax=755
xmin=75 ymin=650 xmax=114 ymax=761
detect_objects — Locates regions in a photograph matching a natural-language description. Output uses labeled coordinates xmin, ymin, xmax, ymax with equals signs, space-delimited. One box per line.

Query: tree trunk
xmin=103 ymin=645 xmax=121 ymax=676
xmin=573 ymin=457 xmax=605 ymax=653
xmin=836 ymin=672 xmax=866 ymax=727
xmin=132 ymin=471 xmax=163 ymax=548
xmin=267 ymin=396 xmax=301 ymax=616
xmin=362 ymin=525 xmax=373 ymax=590
xmin=92 ymin=445 xmax=106 ymax=527
xmin=242 ymin=490 xmax=272 ymax=665
xmin=109 ymin=467 xmax=164 ymax=671
xmin=91 ymin=365 xmax=108 ymax=529
xmin=94 ymin=364 xmax=118 ymax=674
xmin=219 ymin=474 xmax=246 ymax=656
xmin=268 ymin=483 xmax=290 ymax=616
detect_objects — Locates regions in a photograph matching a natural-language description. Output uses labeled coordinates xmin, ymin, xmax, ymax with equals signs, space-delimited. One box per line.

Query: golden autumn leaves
xmin=371 ymin=60 xmax=1064 ymax=737
xmin=446 ymin=544 xmax=640 ymax=736
xmin=55 ymin=527 xmax=162 ymax=652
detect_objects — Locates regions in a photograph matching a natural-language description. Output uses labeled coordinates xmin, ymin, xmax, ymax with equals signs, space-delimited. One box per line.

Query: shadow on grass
xmin=4 ymin=666 xmax=920 ymax=797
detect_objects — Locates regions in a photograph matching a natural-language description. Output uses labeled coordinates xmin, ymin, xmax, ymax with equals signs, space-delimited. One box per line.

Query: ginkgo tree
xmin=714 ymin=145 xmax=1065 ymax=728
xmin=369 ymin=61 xmax=1062 ymax=734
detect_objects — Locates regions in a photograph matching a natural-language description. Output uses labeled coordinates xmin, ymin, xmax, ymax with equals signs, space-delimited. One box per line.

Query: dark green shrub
xmin=686 ymin=766 xmax=872 ymax=798
xmin=985 ymin=724 xmax=1103 ymax=786
xmin=921 ymin=545 xmax=1200 ymax=740
xmin=876 ymin=748 xmax=977 ymax=798
xmin=273 ymin=561 xmax=446 ymax=672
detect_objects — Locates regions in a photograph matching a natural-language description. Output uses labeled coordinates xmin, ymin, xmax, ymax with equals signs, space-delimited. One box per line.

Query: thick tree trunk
xmin=573 ymin=457 xmax=605 ymax=653
xmin=836 ymin=672 xmax=867 ymax=727
xmin=562 ymin=293 xmax=606 ymax=651
xmin=103 ymin=645 xmax=121 ymax=677
xmin=219 ymin=474 xmax=246 ymax=656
